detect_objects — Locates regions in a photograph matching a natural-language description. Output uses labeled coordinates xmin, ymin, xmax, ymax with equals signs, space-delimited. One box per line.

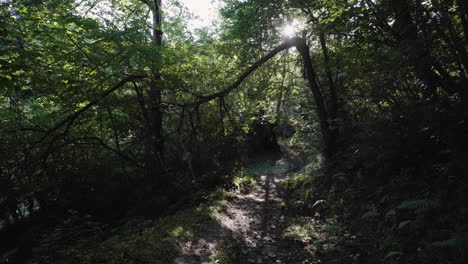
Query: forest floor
xmin=172 ymin=152 xmax=351 ymax=264
xmin=26 ymin=152 xmax=355 ymax=264
xmin=175 ymin=160 xmax=309 ymax=264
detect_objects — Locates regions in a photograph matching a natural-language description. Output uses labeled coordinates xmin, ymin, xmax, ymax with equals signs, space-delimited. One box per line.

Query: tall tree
xmin=140 ymin=0 xmax=165 ymax=183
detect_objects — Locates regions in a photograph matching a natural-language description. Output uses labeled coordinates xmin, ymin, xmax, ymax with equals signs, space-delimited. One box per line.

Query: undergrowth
xmin=232 ymin=158 xmax=288 ymax=192
xmin=31 ymin=189 xmax=235 ymax=264
xmin=282 ymin=157 xmax=468 ymax=264
xmin=209 ymin=238 xmax=242 ymax=264
xmin=28 ymin=158 xmax=284 ymax=264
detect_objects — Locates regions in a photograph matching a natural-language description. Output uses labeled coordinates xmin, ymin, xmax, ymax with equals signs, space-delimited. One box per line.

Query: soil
xmin=175 ymin=158 xmax=311 ymax=264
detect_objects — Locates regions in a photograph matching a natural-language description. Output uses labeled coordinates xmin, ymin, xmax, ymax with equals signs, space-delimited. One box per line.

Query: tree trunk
xmin=143 ymin=0 xmax=164 ymax=184
xmin=318 ymin=32 xmax=337 ymax=120
xmin=457 ymin=0 xmax=468 ymax=44
xmin=183 ymin=37 xmax=335 ymax=157
xmin=292 ymin=37 xmax=334 ymax=156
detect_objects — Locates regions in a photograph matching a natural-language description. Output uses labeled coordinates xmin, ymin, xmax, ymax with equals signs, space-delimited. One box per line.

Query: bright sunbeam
xmin=280 ymin=19 xmax=304 ymax=39
xmin=281 ymin=24 xmax=296 ymax=38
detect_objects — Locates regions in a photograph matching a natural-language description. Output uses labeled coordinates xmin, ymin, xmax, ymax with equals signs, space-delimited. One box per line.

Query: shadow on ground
xmin=28 ymin=157 xmax=320 ymax=264
xmin=176 ymin=160 xmax=315 ymax=264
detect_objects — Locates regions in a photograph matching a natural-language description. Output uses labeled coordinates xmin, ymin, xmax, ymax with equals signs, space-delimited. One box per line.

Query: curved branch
xmin=39 ymin=74 xmax=147 ymax=143
xmin=76 ymin=137 xmax=144 ymax=168
xmin=183 ymin=41 xmax=295 ymax=107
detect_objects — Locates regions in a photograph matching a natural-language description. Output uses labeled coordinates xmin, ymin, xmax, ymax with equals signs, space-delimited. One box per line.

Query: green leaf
xmin=385 ymin=209 xmax=396 ymax=217
xmin=398 ymin=220 xmax=411 ymax=229
xmin=397 ymin=199 xmax=439 ymax=211
xmin=384 ymin=251 xmax=403 ymax=259
xmin=361 ymin=210 xmax=378 ymax=219
xmin=431 ymin=239 xmax=458 ymax=248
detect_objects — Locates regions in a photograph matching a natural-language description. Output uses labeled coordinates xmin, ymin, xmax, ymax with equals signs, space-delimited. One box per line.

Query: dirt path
xmin=175 ymin=160 xmax=310 ymax=264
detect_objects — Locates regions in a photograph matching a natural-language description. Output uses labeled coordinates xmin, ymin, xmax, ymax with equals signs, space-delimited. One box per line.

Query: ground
xmin=172 ymin=155 xmax=351 ymax=264
xmin=27 ymin=155 xmax=354 ymax=264
xmin=176 ymin=161 xmax=309 ymax=264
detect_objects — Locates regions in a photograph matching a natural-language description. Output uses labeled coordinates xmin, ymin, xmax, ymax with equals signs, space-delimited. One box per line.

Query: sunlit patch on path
xmin=175 ymin=157 xmax=315 ymax=264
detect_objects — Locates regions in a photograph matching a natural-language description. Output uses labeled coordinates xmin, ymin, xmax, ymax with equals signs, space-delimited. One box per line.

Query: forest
xmin=1 ymin=0 xmax=467 ymax=263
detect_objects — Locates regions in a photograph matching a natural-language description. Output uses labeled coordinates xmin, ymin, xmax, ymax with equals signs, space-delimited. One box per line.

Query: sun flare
xmin=281 ymin=24 xmax=296 ymax=38
xmin=281 ymin=19 xmax=304 ymax=38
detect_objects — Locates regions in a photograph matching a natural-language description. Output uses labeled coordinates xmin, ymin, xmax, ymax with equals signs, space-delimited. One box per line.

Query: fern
xmin=385 ymin=209 xmax=396 ymax=217
xmin=398 ymin=220 xmax=411 ymax=229
xmin=384 ymin=251 xmax=403 ymax=259
xmin=361 ymin=210 xmax=379 ymax=219
xmin=397 ymin=199 xmax=439 ymax=211
xmin=431 ymin=238 xmax=458 ymax=248
xmin=432 ymin=232 xmax=468 ymax=249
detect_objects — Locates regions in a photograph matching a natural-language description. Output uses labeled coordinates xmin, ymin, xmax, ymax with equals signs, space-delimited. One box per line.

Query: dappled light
xmin=280 ymin=20 xmax=304 ymax=39
xmin=281 ymin=24 xmax=297 ymax=38
xmin=1 ymin=0 xmax=467 ymax=263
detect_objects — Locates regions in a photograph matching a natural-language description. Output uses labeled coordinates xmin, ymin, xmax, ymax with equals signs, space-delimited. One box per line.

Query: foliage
xmin=1 ymin=0 xmax=467 ymax=263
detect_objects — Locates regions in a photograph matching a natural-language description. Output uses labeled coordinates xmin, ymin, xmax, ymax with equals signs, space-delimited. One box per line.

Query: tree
xmin=139 ymin=0 xmax=165 ymax=184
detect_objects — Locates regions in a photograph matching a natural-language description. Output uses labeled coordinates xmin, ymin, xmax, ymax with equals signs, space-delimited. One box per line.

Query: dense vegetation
xmin=1 ymin=0 xmax=467 ymax=263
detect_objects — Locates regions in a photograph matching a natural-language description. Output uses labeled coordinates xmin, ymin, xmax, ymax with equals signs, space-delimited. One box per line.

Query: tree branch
xmin=39 ymin=74 xmax=146 ymax=143
xmin=182 ymin=40 xmax=295 ymax=107
xmin=138 ymin=0 xmax=152 ymax=8
xmin=76 ymin=137 xmax=144 ymax=168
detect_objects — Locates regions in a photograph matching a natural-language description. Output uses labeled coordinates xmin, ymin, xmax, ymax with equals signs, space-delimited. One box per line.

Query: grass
xmin=232 ymin=158 xmax=289 ymax=192
xmin=32 ymin=159 xmax=286 ymax=264
xmin=33 ymin=188 xmax=235 ymax=264
xmin=245 ymin=158 xmax=289 ymax=176
xmin=209 ymin=238 xmax=242 ymax=264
